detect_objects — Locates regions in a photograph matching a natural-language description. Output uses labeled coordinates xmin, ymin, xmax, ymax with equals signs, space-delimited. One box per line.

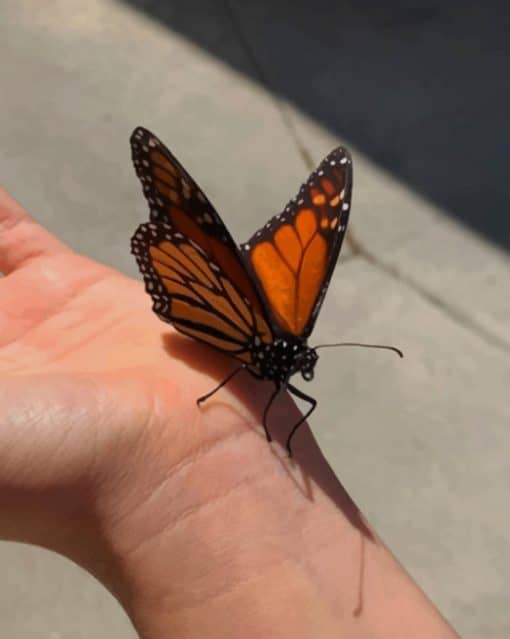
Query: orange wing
xmin=242 ymin=147 xmax=352 ymax=338
xmin=131 ymin=127 xmax=266 ymax=323
xmin=131 ymin=222 xmax=273 ymax=361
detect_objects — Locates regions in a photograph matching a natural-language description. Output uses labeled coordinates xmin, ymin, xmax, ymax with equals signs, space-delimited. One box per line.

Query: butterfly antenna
xmin=313 ymin=342 xmax=403 ymax=358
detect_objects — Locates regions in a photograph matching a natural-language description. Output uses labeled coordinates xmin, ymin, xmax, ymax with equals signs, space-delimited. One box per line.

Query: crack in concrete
xmin=223 ymin=0 xmax=314 ymax=169
xmin=225 ymin=0 xmax=510 ymax=355
xmin=352 ymin=243 xmax=510 ymax=355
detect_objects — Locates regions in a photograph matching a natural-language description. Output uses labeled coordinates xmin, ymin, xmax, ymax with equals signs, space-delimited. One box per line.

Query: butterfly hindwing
xmin=131 ymin=222 xmax=273 ymax=363
xmin=242 ymin=147 xmax=352 ymax=338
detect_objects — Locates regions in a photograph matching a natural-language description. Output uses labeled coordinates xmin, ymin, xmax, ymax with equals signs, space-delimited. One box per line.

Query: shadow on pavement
xmin=120 ymin=0 xmax=510 ymax=250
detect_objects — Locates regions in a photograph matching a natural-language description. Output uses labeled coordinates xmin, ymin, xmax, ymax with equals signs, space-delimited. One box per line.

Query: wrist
xmin=95 ymin=408 xmax=458 ymax=639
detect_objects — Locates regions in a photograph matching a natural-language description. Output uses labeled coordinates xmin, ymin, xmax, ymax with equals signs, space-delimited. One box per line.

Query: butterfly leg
xmin=261 ymin=383 xmax=281 ymax=442
xmin=196 ymin=365 xmax=246 ymax=405
xmin=285 ymin=384 xmax=317 ymax=456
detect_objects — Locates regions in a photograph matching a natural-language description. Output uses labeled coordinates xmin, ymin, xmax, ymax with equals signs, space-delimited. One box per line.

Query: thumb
xmin=0 ymin=188 xmax=70 ymax=275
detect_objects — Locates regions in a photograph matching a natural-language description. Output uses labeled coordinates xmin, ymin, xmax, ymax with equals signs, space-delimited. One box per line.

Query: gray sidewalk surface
xmin=1 ymin=1 xmax=509 ymax=638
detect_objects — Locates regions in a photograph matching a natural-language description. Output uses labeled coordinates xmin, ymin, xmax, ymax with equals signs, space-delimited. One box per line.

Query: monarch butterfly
xmin=130 ymin=127 xmax=402 ymax=454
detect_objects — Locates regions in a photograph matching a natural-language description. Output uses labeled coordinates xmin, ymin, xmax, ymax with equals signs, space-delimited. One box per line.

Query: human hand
xmin=0 ymin=189 xmax=458 ymax=638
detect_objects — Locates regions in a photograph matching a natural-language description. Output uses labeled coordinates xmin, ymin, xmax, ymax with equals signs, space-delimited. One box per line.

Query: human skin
xmin=0 ymin=189 xmax=459 ymax=638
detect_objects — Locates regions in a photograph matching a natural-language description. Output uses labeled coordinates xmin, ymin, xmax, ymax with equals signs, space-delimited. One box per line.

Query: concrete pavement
xmin=1 ymin=1 xmax=509 ymax=637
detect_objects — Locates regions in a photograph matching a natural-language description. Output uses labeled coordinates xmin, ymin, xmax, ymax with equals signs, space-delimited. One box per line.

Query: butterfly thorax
xmin=251 ymin=335 xmax=318 ymax=384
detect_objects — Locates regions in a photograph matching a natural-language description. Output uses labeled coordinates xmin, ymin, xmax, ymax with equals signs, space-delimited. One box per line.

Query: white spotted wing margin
xmin=130 ymin=127 xmax=240 ymax=250
xmin=131 ymin=222 xmax=271 ymax=365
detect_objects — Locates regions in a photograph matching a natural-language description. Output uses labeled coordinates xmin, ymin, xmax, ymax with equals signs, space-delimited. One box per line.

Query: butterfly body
xmin=247 ymin=334 xmax=318 ymax=383
xmin=130 ymin=127 xmax=354 ymax=453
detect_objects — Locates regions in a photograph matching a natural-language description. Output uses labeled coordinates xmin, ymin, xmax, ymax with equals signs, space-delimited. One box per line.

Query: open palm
xmin=0 ymin=189 xmax=255 ymax=471
xmin=0 ymin=188 xmax=201 ymax=390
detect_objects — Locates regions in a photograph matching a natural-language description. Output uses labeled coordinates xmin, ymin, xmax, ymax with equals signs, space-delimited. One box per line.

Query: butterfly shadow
xmin=162 ymin=332 xmax=375 ymax=543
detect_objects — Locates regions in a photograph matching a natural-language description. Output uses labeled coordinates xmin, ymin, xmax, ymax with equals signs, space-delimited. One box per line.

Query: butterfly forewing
xmin=242 ymin=147 xmax=352 ymax=339
xmin=131 ymin=127 xmax=268 ymax=323
xmin=131 ymin=127 xmax=218 ymax=225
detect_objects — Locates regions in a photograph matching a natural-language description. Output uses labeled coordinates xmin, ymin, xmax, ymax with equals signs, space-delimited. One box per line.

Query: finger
xmin=0 ymin=188 xmax=70 ymax=275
